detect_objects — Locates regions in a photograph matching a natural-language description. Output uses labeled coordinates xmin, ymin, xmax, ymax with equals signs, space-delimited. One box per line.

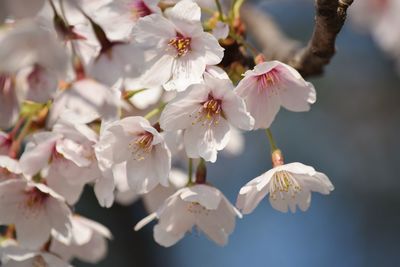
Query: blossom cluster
xmin=0 ymin=0 xmax=334 ymax=265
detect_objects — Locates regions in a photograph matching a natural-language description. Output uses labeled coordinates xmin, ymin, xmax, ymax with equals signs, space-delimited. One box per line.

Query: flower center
xmin=257 ymin=69 xmax=280 ymax=93
xmin=130 ymin=0 xmax=153 ymax=18
xmin=269 ymin=171 xmax=301 ymax=200
xmin=189 ymin=95 xmax=223 ymax=127
xmin=33 ymin=255 xmax=48 ymax=267
xmin=187 ymin=202 xmax=209 ymax=215
xmin=24 ymin=188 xmax=48 ymax=208
xmin=168 ymin=34 xmax=191 ymax=57
xmin=129 ymin=132 xmax=154 ymax=161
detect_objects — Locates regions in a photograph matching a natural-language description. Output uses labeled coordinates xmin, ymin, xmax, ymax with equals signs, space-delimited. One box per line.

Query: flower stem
xmin=265 ymin=128 xmax=278 ymax=152
xmin=195 ymin=159 xmax=207 ymax=184
xmin=144 ymin=102 xmax=166 ymax=121
xmin=9 ymin=117 xmax=33 ymax=158
xmin=214 ymin=0 xmax=225 ymax=21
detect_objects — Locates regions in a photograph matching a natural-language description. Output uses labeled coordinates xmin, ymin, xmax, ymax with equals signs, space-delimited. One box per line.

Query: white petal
xmin=94 ymin=175 xmax=115 ymax=208
xmin=180 ymin=185 xmax=222 ymax=210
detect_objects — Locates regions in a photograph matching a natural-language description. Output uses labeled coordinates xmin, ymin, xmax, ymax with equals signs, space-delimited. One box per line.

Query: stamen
xmin=188 ymin=94 xmax=223 ymax=127
xmin=129 ymin=132 xmax=154 ymax=161
xmin=168 ymin=33 xmax=191 ymax=57
xmin=187 ymin=202 xmax=209 ymax=215
xmin=269 ymin=171 xmax=301 ymax=200
xmin=24 ymin=188 xmax=48 ymax=208
xmin=257 ymin=69 xmax=280 ymax=95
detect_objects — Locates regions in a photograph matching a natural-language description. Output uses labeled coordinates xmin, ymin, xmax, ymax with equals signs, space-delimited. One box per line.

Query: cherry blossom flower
xmin=15 ymin=65 xmax=58 ymax=103
xmin=135 ymin=184 xmax=241 ymax=247
xmin=20 ymin=112 xmax=115 ymax=207
xmin=90 ymin=0 xmax=161 ymax=40
xmin=0 ymin=20 xmax=67 ymax=75
xmin=236 ymin=162 xmax=334 ymax=214
xmin=95 ymin=116 xmax=171 ymax=194
xmin=50 ymin=215 xmax=112 ymax=264
xmin=89 ymin=42 xmax=143 ymax=87
xmin=142 ymin=168 xmax=188 ymax=212
xmin=234 ymin=61 xmax=316 ymax=129
xmin=0 ymin=179 xmax=72 ymax=249
xmin=132 ymin=0 xmax=224 ymax=91
xmin=1 ymin=243 xmax=71 ymax=267
xmin=48 ymin=79 xmax=120 ymax=126
xmin=160 ymin=74 xmax=254 ymax=162
xmin=0 ymin=75 xmax=18 ymax=129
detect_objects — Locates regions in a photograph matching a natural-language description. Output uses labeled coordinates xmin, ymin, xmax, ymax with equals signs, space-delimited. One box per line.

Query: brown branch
xmin=241 ymin=0 xmax=354 ymax=77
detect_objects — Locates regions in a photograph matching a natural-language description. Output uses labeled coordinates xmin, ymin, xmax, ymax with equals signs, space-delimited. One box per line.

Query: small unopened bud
xmin=255 ymin=54 xmax=265 ymax=64
xmin=271 ymin=149 xmax=284 ymax=167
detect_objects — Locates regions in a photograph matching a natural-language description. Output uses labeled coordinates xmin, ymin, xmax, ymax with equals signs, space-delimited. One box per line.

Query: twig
xmin=241 ymin=0 xmax=354 ymax=77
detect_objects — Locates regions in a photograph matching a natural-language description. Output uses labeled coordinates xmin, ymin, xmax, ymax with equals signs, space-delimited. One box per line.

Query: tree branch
xmin=241 ymin=0 xmax=354 ymax=77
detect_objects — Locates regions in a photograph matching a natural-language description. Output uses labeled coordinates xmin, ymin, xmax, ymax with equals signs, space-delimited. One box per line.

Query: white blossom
xmin=135 ymin=184 xmax=241 ymax=247
xmin=132 ymin=0 xmax=224 ymax=91
xmin=0 ymin=179 xmax=72 ymax=249
xmin=50 ymin=215 xmax=112 ymax=264
xmin=95 ymin=116 xmax=171 ymax=194
xmin=160 ymin=74 xmax=254 ymax=162
xmin=236 ymin=162 xmax=334 ymax=214
xmin=234 ymin=61 xmax=316 ymax=129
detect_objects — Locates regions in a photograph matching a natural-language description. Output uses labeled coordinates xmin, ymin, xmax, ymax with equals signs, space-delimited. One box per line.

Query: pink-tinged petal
xmin=74 ymin=232 xmax=108 ymax=263
xmin=126 ymin=158 xmax=158 ymax=193
xmin=192 ymin=32 xmax=224 ymax=66
xmin=165 ymin=0 xmax=203 ymax=36
xmin=20 ymin=132 xmax=60 ymax=176
xmin=236 ymin=171 xmax=274 ymax=214
xmin=46 ymin=167 xmax=85 ymax=205
xmin=106 ymin=125 xmax=135 ymax=164
xmin=160 ymin=84 xmax=210 ymax=131
xmin=15 ymin=207 xmax=52 ymax=249
xmin=94 ymin=175 xmax=115 ymax=208
xmin=0 ymin=180 xmax=26 ymax=225
xmin=55 ymin=139 xmax=91 ymax=168
xmin=246 ymin=86 xmax=280 ymax=129
xmin=152 ymin=143 xmax=171 ymax=187
xmin=269 ymin=195 xmax=289 ymax=213
xmin=205 ymin=66 xmax=229 ymax=80
xmin=15 ymin=65 xmax=57 ymax=103
xmin=164 ymin=53 xmax=205 ymax=92
xmin=45 ymin=197 xmax=72 ymax=239
xmin=153 ymin=224 xmax=184 ymax=247
xmin=167 ymin=0 xmax=201 ymax=23
xmin=212 ymin=22 xmax=229 ymax=40
xmin=0 ymin=21 xmax=67 ymax=74
xmin=133 ymin=14 xmax=175 ymax=45
xmin=180 ymin=185 xmax=222 ymax=210
xmin=139 ymin=53 xmax=174 ymax=88
xmin=277 ymin=63 xmax=316 ymax=111
xmin=297 ymin=191 xmax=312 ymax=212
xmin=196 ymin=212 xmax=229 ymax=246
xmin=90 ymin=43 xmax=143 ymax=86
xmin=48 ymin=79 xmax=119 ymax=126
xmin=184 ymin=118 xmax=230 ymax=163
xmin=221 ymin=91 xmax=254 ymax=131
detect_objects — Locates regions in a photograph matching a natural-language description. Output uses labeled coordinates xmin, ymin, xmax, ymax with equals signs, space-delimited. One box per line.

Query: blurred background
xmin=75 ymin=0 xmax=400 ymax=266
